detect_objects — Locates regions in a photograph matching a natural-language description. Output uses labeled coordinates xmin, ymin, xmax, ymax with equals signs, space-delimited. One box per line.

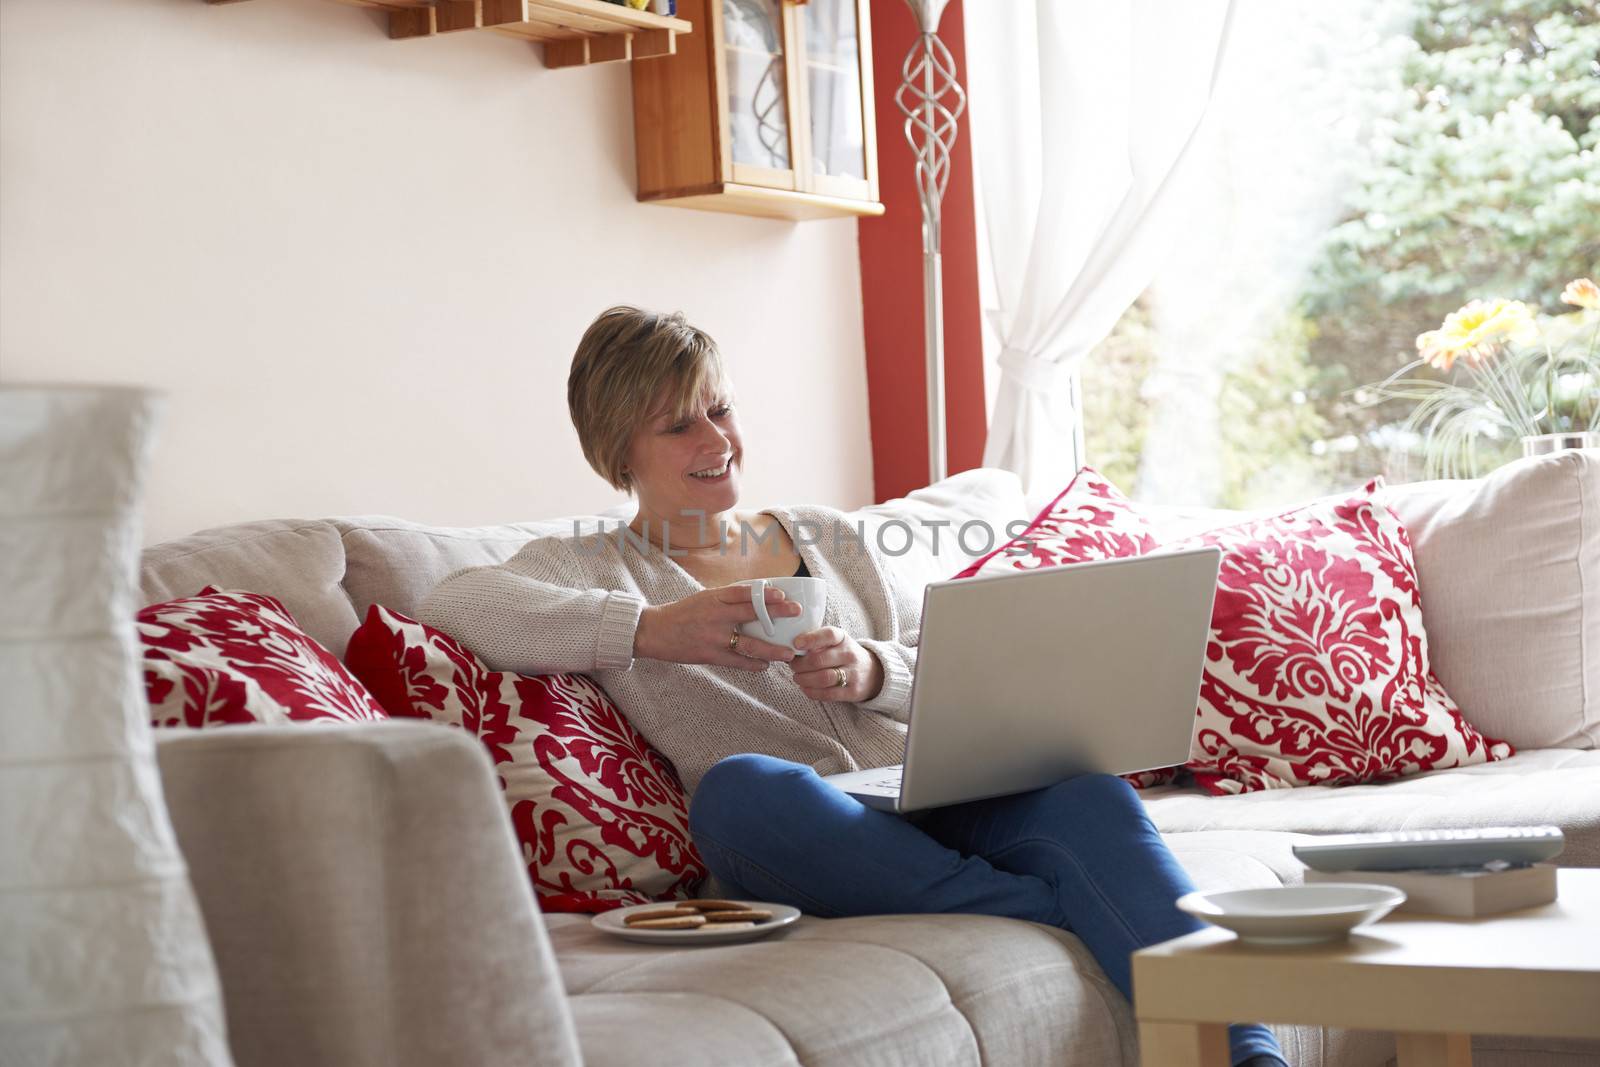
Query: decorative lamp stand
xmin=895 ymin=0 xmax=966 ymax=485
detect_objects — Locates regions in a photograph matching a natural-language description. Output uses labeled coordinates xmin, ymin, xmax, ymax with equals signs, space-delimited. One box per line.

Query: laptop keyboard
xmin=866 ymin=771 xmax=903 ymax=790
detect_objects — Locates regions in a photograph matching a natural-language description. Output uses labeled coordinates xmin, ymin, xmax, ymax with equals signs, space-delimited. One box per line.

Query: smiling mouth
xmin=689 ymin=460 xmax=732 ymax=481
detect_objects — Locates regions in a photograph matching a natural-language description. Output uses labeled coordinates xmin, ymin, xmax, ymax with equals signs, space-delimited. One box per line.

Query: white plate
xmin=592 ymin=901 xmax=803 ymax=945
xmin=1176 ymin=884 xmax=1406 ymax=945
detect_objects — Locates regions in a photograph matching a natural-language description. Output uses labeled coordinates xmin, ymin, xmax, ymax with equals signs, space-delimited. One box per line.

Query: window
xmin=1081 ymin=0 xmax=1600 ymax=508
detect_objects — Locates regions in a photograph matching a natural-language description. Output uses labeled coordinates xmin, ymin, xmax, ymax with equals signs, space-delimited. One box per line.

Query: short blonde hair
xmin=567 ymin=306 xmax=730 ymax=493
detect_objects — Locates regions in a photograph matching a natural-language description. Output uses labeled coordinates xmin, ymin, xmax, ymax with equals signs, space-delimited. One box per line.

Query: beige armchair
xmin=156 ymin=721 xmax=582 ymax=1067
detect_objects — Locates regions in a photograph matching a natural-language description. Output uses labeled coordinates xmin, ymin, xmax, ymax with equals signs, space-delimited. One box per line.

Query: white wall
xmin=0 ymin=0 xmax=873 ymax=544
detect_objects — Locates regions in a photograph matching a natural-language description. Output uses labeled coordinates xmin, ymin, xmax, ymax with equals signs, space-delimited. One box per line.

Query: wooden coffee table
xmin=1133 ymin=869 xmax=1600 ymax=1065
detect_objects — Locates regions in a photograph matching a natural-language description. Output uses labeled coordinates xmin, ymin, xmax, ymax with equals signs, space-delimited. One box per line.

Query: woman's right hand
xmin=634 ymin=586 xmax=802 ymax=670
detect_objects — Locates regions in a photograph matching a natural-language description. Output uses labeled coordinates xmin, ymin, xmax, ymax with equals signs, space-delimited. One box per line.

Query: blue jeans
xmin=689 ymin=754 xmax=1285 ymax=1067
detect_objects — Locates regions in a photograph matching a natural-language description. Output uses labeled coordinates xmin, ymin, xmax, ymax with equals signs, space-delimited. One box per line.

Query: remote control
xmin=1291 ymin=826 xmax=1565 ymax=872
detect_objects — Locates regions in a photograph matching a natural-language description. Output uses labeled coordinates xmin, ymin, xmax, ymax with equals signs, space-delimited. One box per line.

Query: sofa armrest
xmin=156 ymin=721 xmax=581 ymax=1067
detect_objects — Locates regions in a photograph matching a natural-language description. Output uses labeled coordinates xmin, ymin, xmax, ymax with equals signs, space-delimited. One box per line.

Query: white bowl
xmin=1176 ymin=885 xmax=1406 ymax=945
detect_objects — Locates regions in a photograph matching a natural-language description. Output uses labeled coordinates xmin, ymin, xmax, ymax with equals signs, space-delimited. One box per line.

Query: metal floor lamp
xmin=895 ymin=0 xmax=966 ymax=485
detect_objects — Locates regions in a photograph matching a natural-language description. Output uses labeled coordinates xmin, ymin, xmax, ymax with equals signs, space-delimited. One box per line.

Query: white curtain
xmin=967 ymin=0 xmax=1238 ymax=497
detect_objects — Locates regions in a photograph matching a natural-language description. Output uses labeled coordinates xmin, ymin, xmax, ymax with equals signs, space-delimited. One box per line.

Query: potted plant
xmin=1368 ymin=278 xmax=1600 ymax=478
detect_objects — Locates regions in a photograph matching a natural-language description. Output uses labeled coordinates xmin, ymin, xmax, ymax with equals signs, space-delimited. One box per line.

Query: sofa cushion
xmin=140 ymin=519 xmax=358 ymax=657
xmin=547 ymin=829 xmax=1391 ymax=1067
xmin=332 ymin=511 xmax=629 ymax=623
xmin=331 ymin=469 xmax=1026 ymax=641
xmin=138 ymin=470 xmax=1024 ymax=666
xmin=552 ymin=912 xmax=1137 ymax=1067
xmin=1143 ymin=748 xmax=1600 ymax=867
xmin=1378 ymin=449 xmax=1600 ymax=751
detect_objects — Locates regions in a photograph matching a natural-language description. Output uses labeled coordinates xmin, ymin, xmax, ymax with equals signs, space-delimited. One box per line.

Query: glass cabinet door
xmin=722 ymin=0 xmax=792 ymax=173
xmin=802 ymin=0 xmax=867 ymax=183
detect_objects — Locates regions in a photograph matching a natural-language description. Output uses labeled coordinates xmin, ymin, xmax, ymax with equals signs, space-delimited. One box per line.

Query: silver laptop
xmin=822 ymin=547 xmax=1222 ymax=813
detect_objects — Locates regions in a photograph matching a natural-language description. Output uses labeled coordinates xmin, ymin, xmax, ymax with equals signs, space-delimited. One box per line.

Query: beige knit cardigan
xmin=417 ymin=505 xmax=919 ymax=792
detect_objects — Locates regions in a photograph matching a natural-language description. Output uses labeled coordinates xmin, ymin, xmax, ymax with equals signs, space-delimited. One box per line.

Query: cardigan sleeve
xmin=417 ymin=537 xmax=646 ymax=675
xmin=853 ymin=544 xmax=923 ymax=724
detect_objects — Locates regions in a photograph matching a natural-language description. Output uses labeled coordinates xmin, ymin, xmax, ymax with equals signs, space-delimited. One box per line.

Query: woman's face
xmin=624 ymin=387 xmax=744 ymax=521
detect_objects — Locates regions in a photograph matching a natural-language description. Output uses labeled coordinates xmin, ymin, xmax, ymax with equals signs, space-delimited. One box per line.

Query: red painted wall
xmin=858 ymin=0 xmax=985 ymax=503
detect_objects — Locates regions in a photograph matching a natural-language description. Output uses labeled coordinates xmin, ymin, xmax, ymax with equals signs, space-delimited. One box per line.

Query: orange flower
xmin=1415 ymin=298 xmax=1537 ymax=371
xmin=1561 ymin=278 xmax=1600 ymax=311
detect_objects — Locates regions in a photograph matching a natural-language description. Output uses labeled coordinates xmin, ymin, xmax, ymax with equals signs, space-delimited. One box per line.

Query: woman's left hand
xmin=789 ymin=627 xmax=884 ymax=703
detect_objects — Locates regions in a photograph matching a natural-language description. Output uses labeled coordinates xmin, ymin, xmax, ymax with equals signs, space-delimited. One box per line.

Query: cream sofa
xmin=141 ymin=457 xmax=1600 ymax=1067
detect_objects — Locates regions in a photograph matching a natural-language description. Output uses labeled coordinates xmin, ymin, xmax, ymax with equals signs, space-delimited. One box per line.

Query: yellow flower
xmin=1415 ymin=298 xmax=1537 ymax=371
xmin=1561 ymin=278 xmax=1600 ymax=310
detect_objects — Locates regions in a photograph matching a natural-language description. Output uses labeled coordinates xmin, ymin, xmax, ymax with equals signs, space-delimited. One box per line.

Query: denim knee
xmin=690 ymin=753 xmax=805 ymax=843
xmin=1045 ymin=773 xmax=1142 ymax=818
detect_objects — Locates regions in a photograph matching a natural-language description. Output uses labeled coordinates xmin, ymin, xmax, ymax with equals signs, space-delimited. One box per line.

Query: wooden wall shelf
xmin=631 ymin=0 xmax=882 ymax=220
xmin=212 ymin=0 xmax=692 ymax=69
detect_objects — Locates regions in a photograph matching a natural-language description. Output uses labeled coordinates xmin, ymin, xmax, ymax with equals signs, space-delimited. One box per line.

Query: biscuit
xmin=622 ymin=907 xmax=699 ymax=925
xmin=625 ymin=914 xmax=707 ymax=930
xmin=678 ymin=899 xmax=748 ymax=912
xmin=703 ymin=909 xmax=773 ymax=923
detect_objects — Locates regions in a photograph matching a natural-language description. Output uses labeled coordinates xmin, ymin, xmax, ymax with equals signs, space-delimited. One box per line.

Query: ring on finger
xmin=728 ymin=630 xmax=741 ymax=652
xmin=834 ymin=667 xmax=848 ymax=688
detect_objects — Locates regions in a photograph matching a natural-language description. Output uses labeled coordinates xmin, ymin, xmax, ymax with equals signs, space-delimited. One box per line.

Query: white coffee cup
xmin=735 ymin=576 xmax=827 ymax=654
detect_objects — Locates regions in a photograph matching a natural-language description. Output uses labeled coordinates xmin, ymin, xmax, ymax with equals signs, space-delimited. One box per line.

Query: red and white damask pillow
xmin=958 ymin=469 xmax=1512 ymax=794
xmin=139 ymin=587 xmax=388 ymax=728
xmin=956 ymin=467 xmax=1159 ymax=577
xmin=1173 ymin=489 xmax=1511 ymax=792
xmin=344 ymin=605 xmax=707 ymax=913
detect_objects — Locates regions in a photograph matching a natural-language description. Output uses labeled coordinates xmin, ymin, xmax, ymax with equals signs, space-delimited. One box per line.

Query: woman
xmin=420 ymin=307 xmax=1288 ymax=1067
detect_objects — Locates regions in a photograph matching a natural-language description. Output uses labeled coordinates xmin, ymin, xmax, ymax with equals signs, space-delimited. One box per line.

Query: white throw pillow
xmin=0 ymin=388 xmax=234 ymax=1064
xmin=1380 ymin=449 xmax=1600 ymax=751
